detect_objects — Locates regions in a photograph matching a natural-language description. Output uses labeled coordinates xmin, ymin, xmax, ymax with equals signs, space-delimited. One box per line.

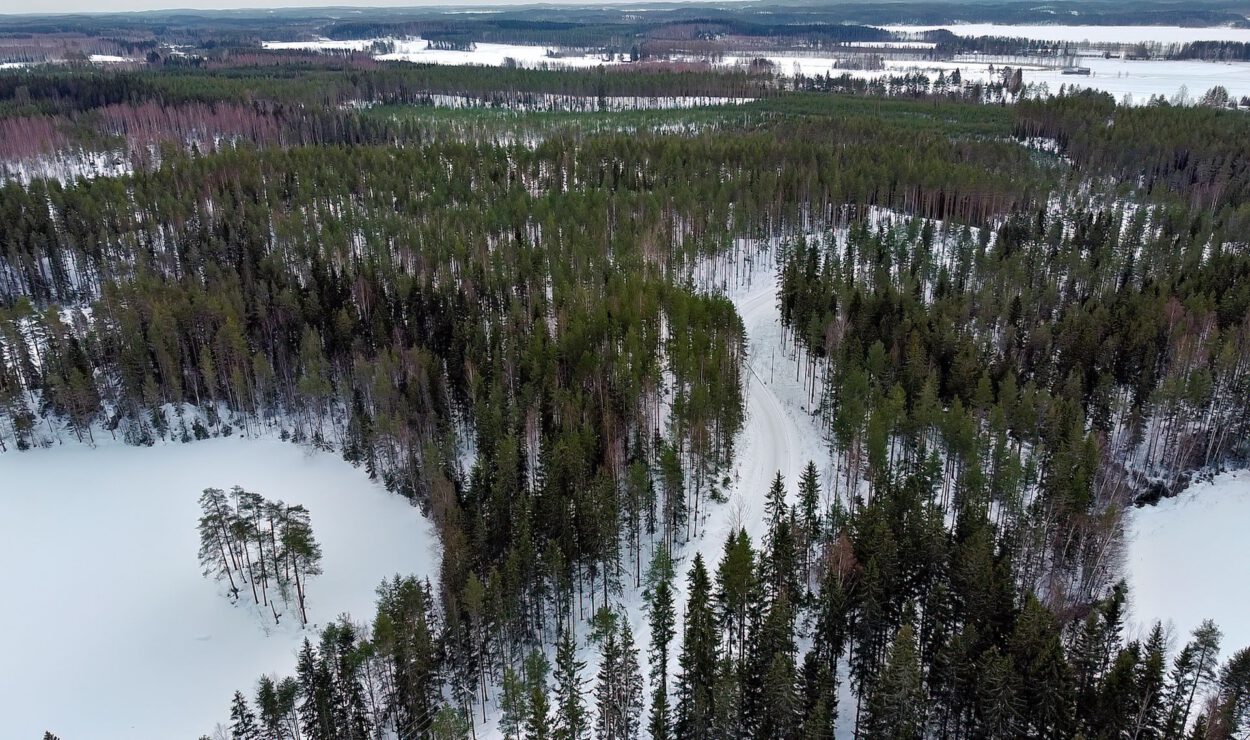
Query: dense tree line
xmin=1171 ymin=41 xmax=1250 ymax=62
xmin=222 ymin=469 xmax=1250 ymax=739
xmin=1015 ymin=90 xmax=1250 ymax=217
xmin=779 ymin=206 xmax=1250 ymax=607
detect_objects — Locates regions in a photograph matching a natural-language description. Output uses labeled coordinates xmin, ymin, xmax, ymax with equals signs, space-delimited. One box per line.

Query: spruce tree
xmin=645 ymin=546 xmax=676 ymax=740
xmin=862 ymin=623 xmax=925 ymax=740
xmin=230 ymin=690 xmax=260 ymax=740
xmin=553 ymin=626 xmax=589 ymax=740
xmin=501 ymin=665 xmax=529 ymax=740
xmin=524 ymin=649 xmax=553 ymax=740
xmin=676 ymin=553 xmax=717 ymax=740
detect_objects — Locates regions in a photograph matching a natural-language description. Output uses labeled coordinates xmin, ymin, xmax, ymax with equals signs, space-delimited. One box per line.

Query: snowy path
xmin=473 ymin=254 xmax=833 ymax=738
xmin=698 ymin=262 xmax=830 ymax=556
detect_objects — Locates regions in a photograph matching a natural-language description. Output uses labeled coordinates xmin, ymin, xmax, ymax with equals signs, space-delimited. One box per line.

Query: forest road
xmin=716 ymin=268 xmax=817 ymax=541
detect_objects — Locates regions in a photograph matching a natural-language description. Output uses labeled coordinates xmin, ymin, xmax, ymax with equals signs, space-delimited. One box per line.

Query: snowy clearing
xmin=0 ymin=437 xmax=439 ymax=740
xmin=883 ymin=24 xmax=1250 ymax=45
xmin=1127 ymin=470 xmax=1250 ymax=660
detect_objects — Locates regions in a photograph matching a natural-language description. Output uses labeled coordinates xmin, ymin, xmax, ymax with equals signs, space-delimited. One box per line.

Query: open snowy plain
xmin=0 ymin=437 xmax=439 ymax=739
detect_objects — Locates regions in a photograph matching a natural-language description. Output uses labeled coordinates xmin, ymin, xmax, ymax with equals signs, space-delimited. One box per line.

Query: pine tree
xmin=591 ymin=608 xmax=643 ymax=740
xmin=619 ymin=618 xmax=644 ymax=740
xmin=198 ymin=487 xmax=240 ymax=599
xmin=797 ymin=460 xmax=822 ymax=582
xmin=1130 ymin=623 xmax=1168 ymax=740
xmin=1211 ymin=646 xmax=1250 ymax=738
xmin=297 ymin=638 xmax=333 ymax=740
xmin=714 ymin=529 xmax=755 ymax=667
xmin=255 ymin=675 xmax=286 ymax=740
xmin=1166 ymin=621 xmax=1223 ymax=735
xmin=280 ymin=504 xmax=322 ymax=627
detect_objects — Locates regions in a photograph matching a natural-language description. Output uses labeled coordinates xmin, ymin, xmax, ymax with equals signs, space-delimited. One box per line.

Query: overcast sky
xmin=0 ymin=0 xmax=634 ymax=14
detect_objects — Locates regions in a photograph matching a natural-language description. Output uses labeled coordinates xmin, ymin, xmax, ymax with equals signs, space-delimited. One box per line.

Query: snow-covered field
xmin=1127 ymin=470 xmax=1250 ymax=660
xmin=0 ymin=437 xmax=439 ymax=739
xmin=264 ymin=37 xmax=623 ymax=68
xmin=883 ymin=24 xmax=1250 ymax=45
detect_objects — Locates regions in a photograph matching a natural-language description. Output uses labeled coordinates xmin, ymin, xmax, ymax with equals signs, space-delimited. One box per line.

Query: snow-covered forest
xmin=5 ymin=7 xmax=1250 ymax=739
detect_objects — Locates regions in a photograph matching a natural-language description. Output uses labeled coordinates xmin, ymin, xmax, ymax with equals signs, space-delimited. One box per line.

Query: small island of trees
xmin=197 ymin=486 xmax=323 ymax=628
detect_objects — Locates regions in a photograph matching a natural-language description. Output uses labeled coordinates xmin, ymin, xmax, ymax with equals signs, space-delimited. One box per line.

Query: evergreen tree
xmin=645 ymin=546 xmax=676 ymax=740
xmin=501 ymin=665 xmax=529 ymax=740
xmin=524 ymin=649 xmax=553 ymax=740
xmin=553 ymin=626 xmax=589 ymax=740
xmin=230 ymin=690 xmax=260 ymax=740
xmin=862 ymin=623 xmax=925 ymax=740
xmin=1166 ymin=621 xmax=1223 ymax=735
xmin=676 ymin=553 xmax=717 ymax=740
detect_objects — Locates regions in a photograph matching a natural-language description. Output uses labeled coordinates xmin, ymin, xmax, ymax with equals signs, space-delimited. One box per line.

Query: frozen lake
xmin=883 ymin=24 xmax=1250 ymax=45
xmin=0 ymin=437 xmax=439 ymax=739
xmin=1127 ymin=470 xmax=1250 ymax=661
xmin=1023 ymin=57 xmax=1250 ymax=103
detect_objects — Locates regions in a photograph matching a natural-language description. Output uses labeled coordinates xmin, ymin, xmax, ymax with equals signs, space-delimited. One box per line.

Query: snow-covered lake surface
xmin=0 ymin=437 xmax=439 ymax=739
xmin=1023 ymin=57 xmax=1250 ymax=102
xmin=701 ymin=51 xmax=1250 ymax=102
xmin=260 ymin=34 xmax=1250 ymax=104
xmin=1128 ymin=470 xmax=1250 ymax=660
xmin=883 ymin=24 xmax=1250 ymax=45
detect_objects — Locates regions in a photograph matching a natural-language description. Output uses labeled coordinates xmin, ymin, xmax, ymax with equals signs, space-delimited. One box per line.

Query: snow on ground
xmin=1025 ymin=57 xmax=1250 ymax=102
xmin=260 ymin=33 xmax=1250 ymax=104
xmin=88 ymin=54 xmax=134 ymax=64
xmin=1127 ymin=470 xmax=1250 ymax=660
xmin=1 ymin=149 xmax=134 ymax=185
xmin=0 ymin=437 xmax=439 ymax=740
xmin=262 ymin=38 xmax=378 ymax=52
xmin=470 ymin=244 xmax=835 ymax=738
xmin=264 ymin=37 xmax=623 ymax=69
xmin=709 ymin=52 xmax=1250 ymax=102
xmin=882 ymin=24 xmax=1250 ymax=45
xmin=379 ymin=38 xmax=623 ymax=68
xmin=697 ymin=250 xmax=831 ymax=559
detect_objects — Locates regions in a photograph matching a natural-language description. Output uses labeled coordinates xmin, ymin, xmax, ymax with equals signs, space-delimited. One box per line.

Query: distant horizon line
xmin=0 ymin=0 xmax=743 ymax=17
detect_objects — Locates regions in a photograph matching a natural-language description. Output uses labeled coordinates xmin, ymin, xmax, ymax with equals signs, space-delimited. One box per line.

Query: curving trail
xmin=699 ymin=265 xmax=827 ymax=552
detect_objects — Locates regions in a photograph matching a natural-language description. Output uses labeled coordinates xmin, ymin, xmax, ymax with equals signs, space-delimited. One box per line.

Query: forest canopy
xmin=3 ymin=53 xmax=1250 ymax=740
